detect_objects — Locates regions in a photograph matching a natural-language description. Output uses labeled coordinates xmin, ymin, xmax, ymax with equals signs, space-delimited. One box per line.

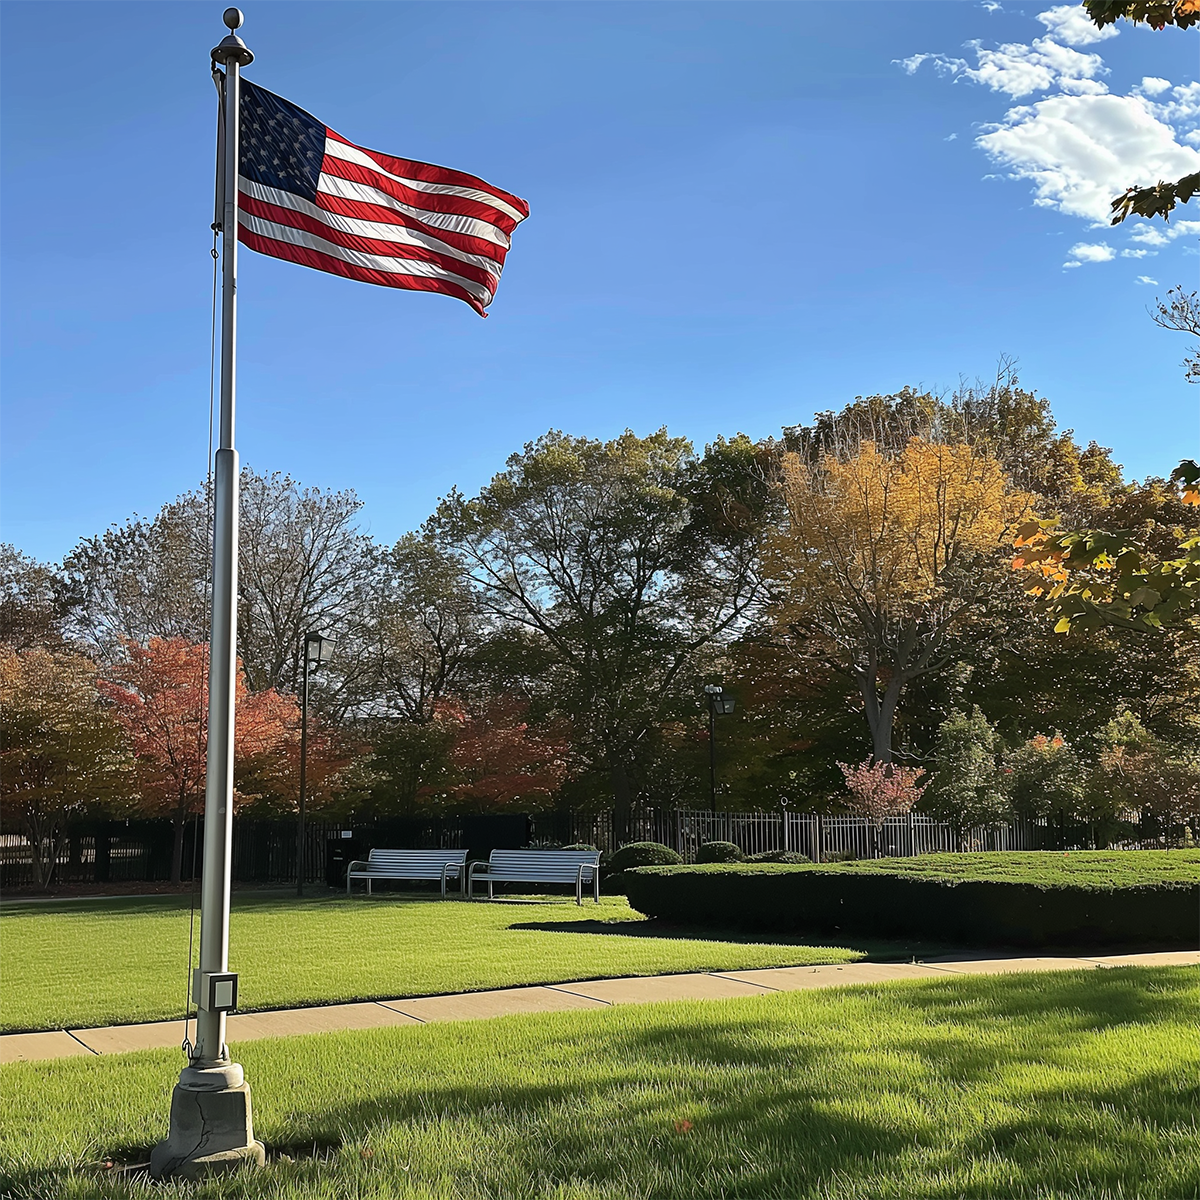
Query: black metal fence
xmin=2 ymin=807 xmax=1194 ymax=891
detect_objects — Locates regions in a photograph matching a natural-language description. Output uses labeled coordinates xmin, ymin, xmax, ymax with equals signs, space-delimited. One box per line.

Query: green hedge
xmin=623 ymin=863 xmax=1200 ymax=947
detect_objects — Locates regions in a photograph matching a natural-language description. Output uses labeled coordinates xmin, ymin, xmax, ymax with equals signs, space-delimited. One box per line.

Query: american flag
xmin=237 ymin=81 xmax=528 ymax=316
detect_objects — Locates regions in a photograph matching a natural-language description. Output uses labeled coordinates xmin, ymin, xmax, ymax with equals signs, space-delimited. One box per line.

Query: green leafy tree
xmin=1013 ymin=495 xmax=1200 ymax=634
xmin=1088 ymin=710 xmax=1200 ymax=841
xmin=923 ymin=707 xmax=1010 ymax=838
xmin=0 ymin=546 xmax=69 ymax=650
xmin=1003 ymin=733 xmax=1087 ymax=830
xmin=0 ymin=646 xmax=133 ymax=888
xmin=431 ymin=429 xmax=767 ymax=839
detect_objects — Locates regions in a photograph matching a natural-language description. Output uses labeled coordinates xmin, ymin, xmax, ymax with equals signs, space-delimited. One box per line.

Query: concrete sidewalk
xmin=3 ymin=950 xmax=1195 ymax=1066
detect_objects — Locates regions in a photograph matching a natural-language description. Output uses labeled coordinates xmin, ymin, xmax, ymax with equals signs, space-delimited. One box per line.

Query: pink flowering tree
xmin=838 ymin=759 xmax=928 ymax=857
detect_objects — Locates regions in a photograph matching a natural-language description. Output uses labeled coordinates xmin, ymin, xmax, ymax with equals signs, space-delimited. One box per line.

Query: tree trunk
xmin=611 ymin=759 xmax=633 ymax=848
xmin=859 ymin=670 xmax=901 ymax=764
xmin=22 ymin=810 xmax=54 ymax=890
xmin=171 ymin=805 xmax=187 ymax=885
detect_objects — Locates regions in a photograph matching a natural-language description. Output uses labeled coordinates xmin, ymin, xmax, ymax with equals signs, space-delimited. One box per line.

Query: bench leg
xmin=367 ymin=879 xmax=372 ymax=897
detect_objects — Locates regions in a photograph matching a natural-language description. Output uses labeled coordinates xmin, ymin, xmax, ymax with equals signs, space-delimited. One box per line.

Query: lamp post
xmin=297 ymin=630 xmax=334 ymax=898
xmin=703 ymin=684 xmax=736 ymax=808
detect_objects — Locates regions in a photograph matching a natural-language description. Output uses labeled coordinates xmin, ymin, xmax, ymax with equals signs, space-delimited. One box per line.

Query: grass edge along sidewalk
xmin=3 ymin=948 xmax=1195 ymax=1064
xmin=2 ymin=965 xmax=1198 ymax=1199
xmin=0 ymin=893 xmax=866 ymax=1034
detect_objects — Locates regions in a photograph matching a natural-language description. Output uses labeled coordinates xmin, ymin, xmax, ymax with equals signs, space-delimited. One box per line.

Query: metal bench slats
xmin=347 ymin=848 xmax=469 ymax=897
xmin=468 ymin=849 xmax=601 ymax=904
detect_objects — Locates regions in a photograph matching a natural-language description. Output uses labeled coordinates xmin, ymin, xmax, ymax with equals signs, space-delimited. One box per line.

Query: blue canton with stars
xmin=239 ymin=80 xmax=326 ymax=202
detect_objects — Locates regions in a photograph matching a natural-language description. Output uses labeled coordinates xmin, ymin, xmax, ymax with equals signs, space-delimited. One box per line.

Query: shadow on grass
xmin=9 ymin=970 xmax=1197 ymax=1199
xmin=510 ymin=915 xmax=958 ymax=958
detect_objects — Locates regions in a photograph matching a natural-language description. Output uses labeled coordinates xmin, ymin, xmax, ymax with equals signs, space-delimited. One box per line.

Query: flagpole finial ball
xmin=223 ymin=8 xmax=244 ymax=30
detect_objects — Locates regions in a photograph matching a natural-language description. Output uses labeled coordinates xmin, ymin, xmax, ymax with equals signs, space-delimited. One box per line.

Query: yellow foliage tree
xmin=767 ymin=437 xmax=1035 ymax=763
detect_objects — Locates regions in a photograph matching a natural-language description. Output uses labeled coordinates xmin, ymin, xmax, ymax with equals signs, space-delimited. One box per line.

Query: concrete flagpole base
xmin=149 ymin=1062 xmax=266 ymax=1180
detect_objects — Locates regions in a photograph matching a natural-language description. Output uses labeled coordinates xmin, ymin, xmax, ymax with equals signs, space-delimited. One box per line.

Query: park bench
xmin=346 ymin=848 xmax=469 ymax=897
xmin=467 ymin=848 xmax=602 ymax=905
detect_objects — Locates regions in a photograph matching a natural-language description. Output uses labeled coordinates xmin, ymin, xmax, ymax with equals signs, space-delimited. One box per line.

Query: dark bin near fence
xmin=326 ymin=835 xmax=366 ymax=889
xmin=462 ymin=814 xmax=530 ymax=862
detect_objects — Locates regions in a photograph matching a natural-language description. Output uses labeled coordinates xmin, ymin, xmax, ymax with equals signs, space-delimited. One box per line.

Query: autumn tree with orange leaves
xmin=99 ymin=638 xmax=300 ymax=882
xmin=767 ymin=438 xmax=1035 ymax=764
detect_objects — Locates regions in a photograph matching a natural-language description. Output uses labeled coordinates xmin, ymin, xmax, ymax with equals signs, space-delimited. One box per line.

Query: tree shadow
xmin=510 ymin=915 xmax=957 ymax=959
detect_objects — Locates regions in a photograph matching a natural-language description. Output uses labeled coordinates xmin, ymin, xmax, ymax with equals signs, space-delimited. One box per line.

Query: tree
xmin=439 ymin=700 xmax=572 ymax=811
xmin=1012 ymin=476 xmax=1200 ymax=634
xmin=767 ymin=435 xmax=1034 ymax=762
xmin=838 ymin=759 xmax=927 ymax=856
xmin=64 ymin=469 xmax=375 ymax=699
xmin=236 ymin=471 xmax=375 ymax=696
xmin=0 ymin=546 xmax=70 ymax=650
xmin=0 ymin=646 xmax=133 ymax=888
xmin=431 ymin=429 xmax=767 ymax=839
xmin=923 ymin=707 xmax=1010 ymax=839
xmin=98 ymin=638 xmax=298 ymax=882
xmin=353 ymin=535 xmax=484 ymax=724
xmin=1003 ymin=734 xmax=1087 ymax=829
xmin=1089 ymin=710 xmax=1200 ymax=841
xmin=1151 ymin=287 xmax=1200 ymax=384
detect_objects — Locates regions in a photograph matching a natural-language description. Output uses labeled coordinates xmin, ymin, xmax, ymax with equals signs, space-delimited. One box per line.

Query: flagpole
xmin=151 ymin=7 xmax=264 ymax=1179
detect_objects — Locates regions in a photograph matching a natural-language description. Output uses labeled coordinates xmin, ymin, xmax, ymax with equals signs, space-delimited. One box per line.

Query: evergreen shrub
xmin=745 ymin=850 xmax=811 ymax=864
xmin=696 ymin=840 xmax=744 ymax=863
xmin=607 ymin=841 xmax=683 ymax=872
xmin=623 ymin=862 xmax=1200 ymax=947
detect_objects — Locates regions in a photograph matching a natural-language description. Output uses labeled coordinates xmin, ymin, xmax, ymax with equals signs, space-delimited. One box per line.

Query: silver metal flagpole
xmin=151 ymin=8 xmax=265 ymax=1179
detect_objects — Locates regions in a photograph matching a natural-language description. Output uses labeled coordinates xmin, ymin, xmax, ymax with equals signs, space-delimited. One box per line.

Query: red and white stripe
xmin=238 ymin=131 xmax=529 ymax=316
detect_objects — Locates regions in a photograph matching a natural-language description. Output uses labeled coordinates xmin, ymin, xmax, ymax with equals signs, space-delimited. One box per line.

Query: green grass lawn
xmin=2 ymin=967 xmax=1196 ymax=1199
xmin=665 ymin=849 xmax=1200 ymax=887
xmin=0 ymin=892 xmax=862 ymax=1033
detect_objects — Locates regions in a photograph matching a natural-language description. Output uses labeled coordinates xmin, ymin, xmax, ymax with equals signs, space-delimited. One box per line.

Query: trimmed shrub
xmin=560 ymin=843 xmax=599 ymax=852
xmin=607 ymin=841 xmax=682 ymax=873
xmin=623 ymin=864 xmax=1200 ymax=948
xmin=746 ymin=850 xmax=810 ymax=864
xmin=696 ymin=840 xmax=744 ymax=863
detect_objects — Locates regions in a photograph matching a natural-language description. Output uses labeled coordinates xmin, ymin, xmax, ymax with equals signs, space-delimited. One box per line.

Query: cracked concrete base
xmin=149 ymin=1079 xmax=265 ymax=1180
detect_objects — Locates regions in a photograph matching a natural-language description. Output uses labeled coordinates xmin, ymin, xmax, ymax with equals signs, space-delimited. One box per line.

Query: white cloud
xmin=981 ymin=1 xmax=1004 ymax=12
xmin=1064 ymin=241 xmax=1116 ymax=266
xmin=1129 ymin=218 xmax=1200 ymax=245
xmin=1138 ymin=80 xmax=1200 ymax=126
xmin=1036 ymin=5 xmax=1119 ymax=47
xmin=945 ymin=133 xmax=959 ymax=141
xmin=896 ymin=10 xmax=1200 ymax=269
xmin=1135 ymin=275 xmax=1159 ymax=284
xmin=897 ymin=38 xmax=1109 ymax=98
xmin=1137 ymin=77 xmax=1172 ymax=97
xmin=977 ymin=94 xmax=1200 ymax=222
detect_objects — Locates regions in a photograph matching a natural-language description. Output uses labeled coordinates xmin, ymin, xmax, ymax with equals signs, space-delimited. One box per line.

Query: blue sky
xmin=2 ymin=1 xmax=1197 ymax=564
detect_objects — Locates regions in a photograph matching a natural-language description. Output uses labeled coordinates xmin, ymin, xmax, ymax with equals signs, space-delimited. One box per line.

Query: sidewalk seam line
xmin=64 ymin=1030 xmax=101 ymax=1056
xmin=374 ymin=1001 xmax=426 ymax=1022
xmin=709 ymin=973 xmax=783 ymax=992
xmin=542 ymin=985 xmax=612 ymax=1004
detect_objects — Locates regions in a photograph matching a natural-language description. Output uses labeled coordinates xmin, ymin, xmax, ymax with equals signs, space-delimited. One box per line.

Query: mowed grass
xmin=0 ymin=892 xmax=861 ymax=1033
xmin=2 ymin=968 xmax=1197 ymax=1199
xmin=663 ymin=849 xmax=1200 ymax=888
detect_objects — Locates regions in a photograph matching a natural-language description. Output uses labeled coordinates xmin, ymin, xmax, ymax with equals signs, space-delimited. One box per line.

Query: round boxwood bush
xmin=745 ymin=849 xmax=811 ymax=864
xmin=696 ymin=840 xmax=745 ymax=863
xmin=607 ymin=841 xmax=683 ymax=873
